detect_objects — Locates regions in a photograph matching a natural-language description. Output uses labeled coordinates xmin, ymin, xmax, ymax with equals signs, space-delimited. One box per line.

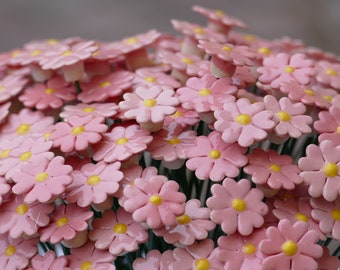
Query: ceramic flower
xmin=50 ymin=114 xmax=108 ymax=152
xmin=316 ymin=60 xmax=340 ymax=89
xmin=207 ymin=178 xmax=268 ymax=235
xmin=133 ymin=67 xmax=181 ymax=88
xmin=66 ymin=161 xmax=123 ymax=207
xmin=60 ymin=102 xmax=118 ymax=120
xmin=244 ymin=148 xmax=303 ymax=190
xmin=89 ymin=207 xmax=149 ymax=256
xmin=214 ymin=98 xmax=275 ymax=147
xmin=298 ymin=140 xmax=340 ymax=201
xmin=0 ymin=176 xmax=11 ymax=205
xmin=185 ymin=130 xmax=248 ymax=181
xmin=163 ymin=107 xmax=200 ymax=128
xmin=314 ymin=106 xmax=340 ymax=145
xmin=27 ymin=251 xmax=70 ymax=270
xmin=132 ymin=250 xmax=174 ymax=270
xmin=122 ymin=169 xmax=186 ymax=229
xmin=0 ymin=73 xmax=28 ymax=103
xmin=259 ymin=219 xmax=323 ymax=270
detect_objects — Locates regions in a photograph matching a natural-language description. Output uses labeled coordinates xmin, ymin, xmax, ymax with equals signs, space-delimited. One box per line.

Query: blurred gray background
xmin=1 ymin=0 xmax=340 ymax=54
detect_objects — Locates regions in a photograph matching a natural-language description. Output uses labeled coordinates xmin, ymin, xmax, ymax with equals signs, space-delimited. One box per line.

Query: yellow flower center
xmin=113 ymin=223 xmax=128 ymax=234
xmin=1 ymin=149 xmax=10 ymax=159
xmin=209 ymin=150 xmax=221 ymax=160
xmin=232 ymin=198 xmax=247 ymax=212
xmin=99 ymin=81 xmax=111 ymax=88
xmin=45 ymin=88 xmax=55 ymax=94
xmin=35 ymin=172 xmax=49 ymax=182
xmin=16 ymin=123 xmax=30 ymax=135
xmin=171 ymin=110 xmax=183 ymax=118
xmin=56 ymin=217 xmax=68 ymax=227
xmin=11 ymin=50 xmax=21 ymax=58
xmin=258 ymin=47 xmax=271 ymax=55
xmin=245 ymin=34 xmax=256 ymax=42
xmin=269 ymin=164 xmax=281 ymax=173
xmin=222 ymin=45 xmax=232 ymax=52
xmin=116 ymin=137 xmax=129 ymax=145
xmin=143 ymin=99 xmax=157 ymax=107
xmin=87 ymin=175 xmax=101 ymax=185
xmin=0 ymin=86 xmax=4 ymax=91
xmin=295 ymin=213 xmax=309 ymax=222
xmin=149 ymin=195 xmax=163 ymax=205
xmin=47 ymin=38 xmax=59 ymax=45
xmin=198 ymin=88 xmax=211 ymax=97
xmin=281 ymin=240 xmax=298 ymax=256
xmin=326 ymin=69 xmax=338 ymax=76
xmin=194 ymin=28 xmax=205 ymax=34
xmin=82 ymin=107 xmax=95 ymax=113
xmin=125 ymin=37 xmax=138 ymax=45
xmin=144 ymin=76 xmax=156 ymax=83
xmin=235 ymin=114 xmax=251 ymax=125
xmin=284 ymin=66 xmax=295 ymax=73
xmin=5 ymin=246 xmax=16 ymax=257
xmin=195 ymin=258 xmax=210 ymax=270
xmin=304 ymin=89 xmax=315 ymax=96
xmin=71 ymin=126 xmax=85 ymax=136
xmin=181 ymin=57 xmax=194 ymax=64
xmin=331 ymin=209 xmax=340 ymax=221
xmin=323 ymin=162 xmax=338 ymax=178
xmin=81 ymin=261 xmax=92 ymax=270
xmin=16 ymin=204 xmax=29 ymax=215
xmin=277 ymin=111 xmax=291 ymax=122
xmin=242 ymin=243 xmax=256 ymax=255
xmin=30 ymin=49 xmax=42 ymax=56
xmin=176 ymin=214 xmax=191 ymax=225
xmin=168 ymin=138 xmax=181 ymax=145
xmin=337 ymin=126 xmax=340 ymax=135
xmin=61 ymin=50 xmax=73 ymax=57
xmin=323 ymin=95 xmax=333 ymax=102
xmin=19 ymin=151 xmax=32 ymax=162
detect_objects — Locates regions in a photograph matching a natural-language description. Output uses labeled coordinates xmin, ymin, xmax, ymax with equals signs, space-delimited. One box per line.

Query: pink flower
xmin=0 ymin=234 xmax=38 ymax=270
xmin=263 ymin=95 xmax=313 ymax=138
xmin=39 ymin=203 xmax=93 ymax=244
xmin=50 ymin=115 xmax=108 ymax=152
xmin=315 ymin=246 xmax=340 ymax=269
xmin=153 ymin=199 xmax=215 ymax=246
xmin=122 ymin=168 xmax=186 ymax=229
xmin=0 ymin=194 xmax=54 ymax=238
xmin=119 ymin=85 xmax=179 ymax=124
xmin=27 ymin=251 xmax=70 ymax=270
xmin=19 ymin=76 xmax=76 ymax=110
xmin=170 ymin=239 xmax=224 ymax=270
xmin=0 ymin=73 xmax=28 ymax=103
xmin=298 ymin=140 xmax=340 ymax=201
xmin=93 ymin=124 xmax=153 ymax=163
xmin=217 ymin=228 xmax=266 ymax=270
xmin=314 ymin=106 xmax=340 ymax=145
xmin=185 ymin=131 xmax=248 ymax=181
xmin=257 ymin=53 xmax=316 ymax=89
xmin=133 ymin=250 xmax=174 ymax=270
xmin=66 ymin=161 xmax=123 ymax=207
xmin=244 ymin=148 xmax=303 ymax=190
xmin=60 ymin=102 xmax=118 ymax=120
xmin=89 ymin=207 xmax=148 ymax=256
xmin=133 ymin=67 xmax=181 ymax=88
xmin=163 ymin=107 xmax=200 ymax=128
xmin=67 ymin=241 xmax=116 ymax=270
xmin=207 ymin=178 xmax=268 ymax=235
xmin=259 ymin=219 xmax=323 ymax=270
xmin=214 ymin=98 xmax=275 ymax=147
xmin=0 ymin=176 xmax=10 ymax=204
xmin=12 ymin=156 xmax=73 ymax=203
xmin=78 ymin=70 xmax=134 ymax=103
xmin=176 ymin=74 xmax=237 ymax=112
xmin=316 ymin=60 xmax=340 ymax=89
xmin=310 ymin=197 xmax=340 ymax=240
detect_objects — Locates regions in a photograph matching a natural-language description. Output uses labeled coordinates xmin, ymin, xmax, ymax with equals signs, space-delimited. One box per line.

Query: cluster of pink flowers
xmin=0 ymin=5 xmax=339 ymax=270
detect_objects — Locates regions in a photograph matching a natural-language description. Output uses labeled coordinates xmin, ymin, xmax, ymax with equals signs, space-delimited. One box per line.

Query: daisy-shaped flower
xmin=0 ymin=234 xmax=38 ymax=270
xmin=0 ymin=194 xmax=54 ymax=238
xmin=259 ymin=219 xmax=323 ymax=270
xmin=122 ymin=171 xmax=186 ymax=229
xmin=153 ymin=199 xmax=215 ymax=246
xmin=298 ymin=140 xmax=340 ymax=201
xmin=67 ymin=240 xmax=116 ymax=270
xmin=93 ymin=124 xmax=153 ymax=163
xmin=177 ymin=74 xmax=237 ymax=112
xmin=185 ymin=130 xmax=248 ymax=181
xmin=89 ymin=207 xmax=149 ymax=256
xmin=217 ymin=228 xmax=266 ymax=270
xmin=263 ymin=95 xmax=313 ymax=139
xmin=314 ymin=106 xmax=340 ymax=145
xmin=0 ymin=72 xmax=28 ymax=103
xmin=133 ymin=67 xmax=181 ymax=88
xmin=27 ymin=250 xmax=70 ymax=270
xmin=119 ymin=85 xmax=179 ymax=127
xmin=244 ymin=148 xmax=303 ymax=190
xmin=316 ymin=60 xmax=340 ymax=89
xmin=66 ymin=161 xmax=123 ymax=207
xmin=60 ymin=102 xmax=118 ymax=120
xmin=19 ymin=75 xmax=76 ymax=110
xmin=12 ymin=156 xmax=73 ymax=204
xmin=257 ymin=53 xmax=316 ymax=90
xmin=214 ymin=98 xmax=275 ymax=147
xmin=170 ymin=239 xmax=224 ymax=270
xmin=50 ymin=115 xmax=108 ymax=153
xmin=163 ymin=106 xmax=200 ymax=128
xmin=39 ymin=203 xmax=93 ymax=245
xmin=310 ymin=197 xmax=340 ymax=240
xmin=207 ymin=178 xmax=268 ymax=235
xmin=78 ymin=70 xmax=134 ymax=103
xmin=133 ymin=250 xmax=174 ymax=270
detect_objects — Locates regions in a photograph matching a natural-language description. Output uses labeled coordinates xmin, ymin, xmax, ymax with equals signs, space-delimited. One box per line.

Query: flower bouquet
xmin=0 ymin=4 xmax=339 ymax=270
